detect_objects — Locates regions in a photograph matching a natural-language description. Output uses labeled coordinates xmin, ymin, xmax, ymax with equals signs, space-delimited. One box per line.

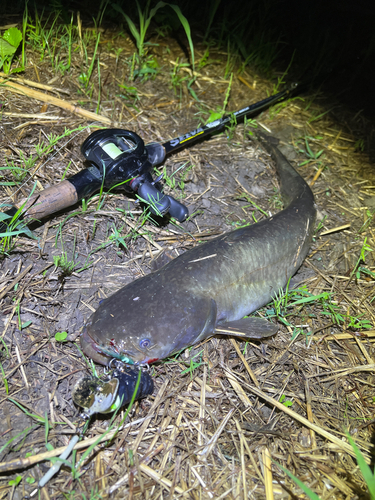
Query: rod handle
xmin=16 ymin=180 xmax=79 ymax=220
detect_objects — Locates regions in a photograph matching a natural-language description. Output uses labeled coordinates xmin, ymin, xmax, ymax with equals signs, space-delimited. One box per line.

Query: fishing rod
xmin=162 ymin=83 xmax=297 ymax=154
xmin=0 ymin=83 xmax=298 ymax=235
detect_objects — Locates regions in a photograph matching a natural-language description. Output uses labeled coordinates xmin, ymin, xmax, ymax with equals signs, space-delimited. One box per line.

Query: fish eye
xmin=139 ymin=338 xmax=151 ymax=349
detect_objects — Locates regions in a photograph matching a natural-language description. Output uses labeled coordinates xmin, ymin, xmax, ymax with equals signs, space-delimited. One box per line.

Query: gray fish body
xmin=81 ymin=137 xmax=316 ymax=365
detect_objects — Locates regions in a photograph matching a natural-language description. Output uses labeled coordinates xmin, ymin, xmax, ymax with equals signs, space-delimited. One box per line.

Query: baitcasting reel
xmin=80 ymin=129 xmax=189 ymax=221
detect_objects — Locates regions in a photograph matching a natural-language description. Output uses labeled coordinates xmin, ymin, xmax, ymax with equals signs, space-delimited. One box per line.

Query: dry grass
xmin=0 ymin=18 xmax=375 ymax=500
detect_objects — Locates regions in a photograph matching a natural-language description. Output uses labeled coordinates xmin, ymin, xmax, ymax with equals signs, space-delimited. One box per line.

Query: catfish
xmin=81 ymin=134 xmax=316 ymax=365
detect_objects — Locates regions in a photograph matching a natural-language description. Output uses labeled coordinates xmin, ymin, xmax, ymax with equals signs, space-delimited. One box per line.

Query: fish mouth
xmin=135 ymin=356 xmax=159 ymax=365
xmin=80 ymin=326 xmax=112 ymax=366
xmin=80 ymin=327 xmax=158 ymax=366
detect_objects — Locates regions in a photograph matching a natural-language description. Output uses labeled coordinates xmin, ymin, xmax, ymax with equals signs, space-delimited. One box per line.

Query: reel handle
xmin=168 ymin=195 xmax=189 ymax=222
xmin=137 ymin=181 xmax=188 ymax=222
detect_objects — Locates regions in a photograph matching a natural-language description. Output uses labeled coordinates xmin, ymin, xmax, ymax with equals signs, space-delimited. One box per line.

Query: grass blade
xmin=346 ymin=433 xmax=375 ymax=498
xmin=273 ymin=461 xmax=321 ymax=500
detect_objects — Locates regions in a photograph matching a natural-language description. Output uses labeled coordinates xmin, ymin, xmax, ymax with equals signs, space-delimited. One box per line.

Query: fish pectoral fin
xmin=194 ymin=299 xmax=218 ymax=344
xmin=215 ymin=317 xmax=278 ymax=339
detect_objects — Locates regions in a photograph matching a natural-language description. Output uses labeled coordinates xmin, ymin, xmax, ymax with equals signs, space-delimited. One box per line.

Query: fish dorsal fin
xmin=194 ymin=299 xmax=218 ymax=344
xmin=215 ymin=317 xmax=278 ymax=339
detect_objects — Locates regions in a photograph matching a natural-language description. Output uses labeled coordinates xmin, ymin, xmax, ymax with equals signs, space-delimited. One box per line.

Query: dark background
xmin=2 ymin=0 xmax=374 ymax=129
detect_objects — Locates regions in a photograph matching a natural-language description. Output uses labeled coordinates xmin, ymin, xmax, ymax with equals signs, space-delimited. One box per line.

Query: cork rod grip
xmin=16 ymin=180 xmax=79 ymax=220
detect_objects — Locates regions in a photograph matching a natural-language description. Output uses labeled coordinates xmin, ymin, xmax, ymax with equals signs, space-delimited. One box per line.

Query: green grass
xmin=235 ymin=192 xmax=268 ymax=217
xmin=197 ymin=47 xmax=220 ymax=69
xmin=206 ymin=72 xmax=233 ymax=124
xmin=153 ymin=162 xmax=192 ymax=199
xmin=273 ymin=460 xmax=321 ymax=500
xmin=113 ymin=1 xmax=196 ymax=93
xmin=264 ymin=280 xmax=373 ymax=342
xmin=179 ymin=349 xmax=204 ymax=377
xmin=272 ymin=52 xmax=295 ymax=94
xmin=0 ymin=125 xmax=89 ymax=256
xmin=0 ymin=423 xmax=38 ymax=458
xmin=0 ymin=361 xmax=8 ymax=394
xmin=9 ymin=398 xmax=50 ymax=425
xmin=117 ymin=82 xmax=140 ymax=110
xmin=358 ymin=210 xmax=374 ymax=234
xmin=0 ymin=202 xmax=37 ymax=256
xmin=15 ymin=296 xmax=32 ymax=331
xmin=274 ymin=433 xmax=375 ymax=499
xmin=79 ymin=27 xmax=101 ymax=88
xmin=2 ymin=127 xmax=85 ymax=186
xmin=170 ymin=57 xmax=191 ymax=96
xmin=243 ymin=116 xmax=258 ymax=139
xmin=24 ymin=8 xmax=105 ymax=83
xmin=350 ymin=237 xmax=373 ymax=282
xmin=297 ymin=136 xmax=325 ymax=165
xmin=89 ymin=222 xmax=127 ymax=257
xmin=53 ymin=232 xmax=92 ymax=276
xmin=26 ymin=8 xmax=61 ymax=65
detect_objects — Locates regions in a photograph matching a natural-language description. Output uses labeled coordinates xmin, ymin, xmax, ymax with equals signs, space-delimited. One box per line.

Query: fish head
xmin=81 ymin=323 xmax=177 ymax=366
xmin=80 ymin=282 xmax=217 ymax=366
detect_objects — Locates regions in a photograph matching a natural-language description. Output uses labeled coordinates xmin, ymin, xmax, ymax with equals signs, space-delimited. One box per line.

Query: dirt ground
xmin=1 ymin=23 xmax=375 ymax=500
